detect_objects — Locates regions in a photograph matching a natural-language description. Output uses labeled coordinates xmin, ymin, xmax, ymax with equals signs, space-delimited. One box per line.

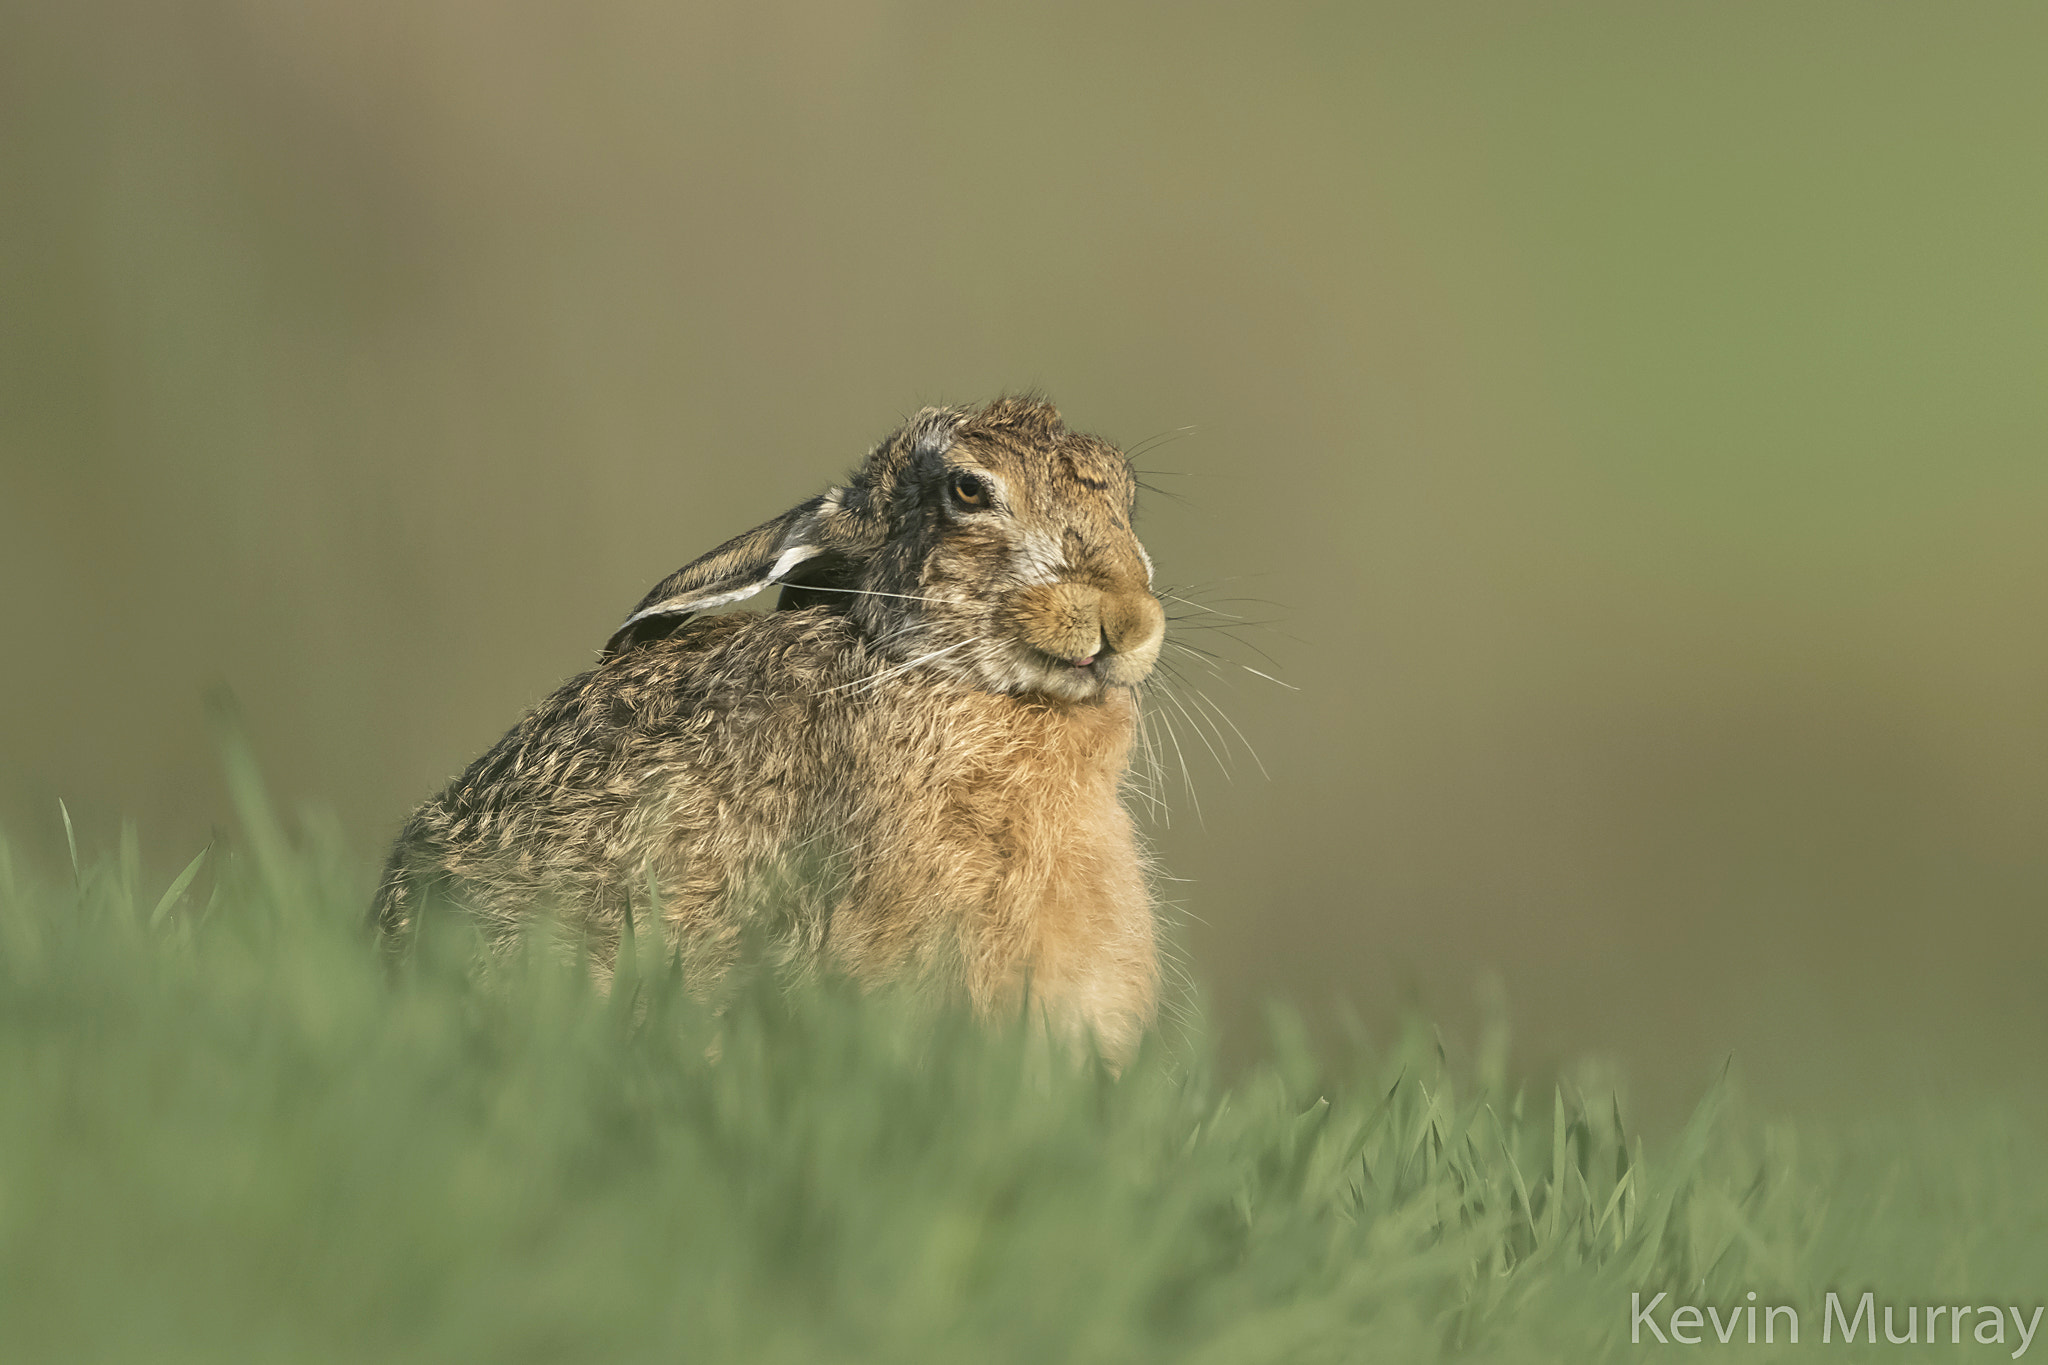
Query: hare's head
xmin=606 ymin=397 xmax=1164 ymax=702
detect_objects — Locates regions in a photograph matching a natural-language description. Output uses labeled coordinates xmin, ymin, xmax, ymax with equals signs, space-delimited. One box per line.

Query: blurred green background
xmin=4 ymin=1 xmax=2043 ymax=1122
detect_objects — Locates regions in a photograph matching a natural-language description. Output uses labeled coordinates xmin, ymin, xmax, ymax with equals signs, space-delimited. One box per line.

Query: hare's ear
xmin=603 ymin=491 xmax=855 ymax=658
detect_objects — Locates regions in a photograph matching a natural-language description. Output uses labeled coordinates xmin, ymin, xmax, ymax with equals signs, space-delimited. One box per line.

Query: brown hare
xmin=373 ymin=396 xmax=1167 ymax=1062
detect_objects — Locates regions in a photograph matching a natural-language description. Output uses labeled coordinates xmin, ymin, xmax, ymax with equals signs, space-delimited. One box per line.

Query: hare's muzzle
xmin=1008 ymin=581 xmax=1164 ymax=693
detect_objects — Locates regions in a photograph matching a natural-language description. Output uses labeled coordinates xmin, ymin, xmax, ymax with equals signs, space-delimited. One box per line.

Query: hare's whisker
xmin=1152 ymin=669 xmax=1232 ymax=781
xmin=1182 ymin=681 xmax=1267 ymax=780
xmin=792 ymin=582 xmax=955 ymax=606
xmin=866 ymin=619 xmax=935 ymax=651
xmin=1163 ymin=632 xmax=1295 ymax=684
xmin=1161 ymin=640 xmax=1229 ymax=680
xmin=1163 ymin=640 xmax=1279 ymax=694
xmin=1156 ymin=582 xmax=1302 ymax=650
xmin=1173 ymin=594 xmax=1290 ymax=611
xmin=1123 ymin=424 xmax=1196 ymax=462
xmin=1169 ymin=620 xmax=1295 ymax=648
xmin=1140 ymin=688 xmax=1178 ymax=815
xmin=1157 ymin=585 xmax=1290 ymax=622
xmin=1158 ymin=666 xmax=1247 ymax=784
xmin=1149 ymin=698 xmax=1202 ymax=825
xmin=1168 ymin=617 xmax=1289 ymax=638
xmin=1237 ymin=665 xmax=1296 ymax=690
xmin=1125 ymin=705 xmax=1169 ymax=821
xmin=1135 ymin=480 xmax=1192 ymax=506
xmin=1160 ymin=572 xmax=1284 ymax=589
xmin=1160 ymin=592 xmax=1249 ymax=620
xmin=829 ymin=635 xmax=985 ymax=693
xmin=1198 ymin=618 xmax=1308 ymax=654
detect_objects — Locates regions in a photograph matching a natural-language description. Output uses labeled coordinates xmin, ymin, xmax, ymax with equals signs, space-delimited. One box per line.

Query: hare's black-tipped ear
xmin=603 ymin=491 xmax=859 ymax=658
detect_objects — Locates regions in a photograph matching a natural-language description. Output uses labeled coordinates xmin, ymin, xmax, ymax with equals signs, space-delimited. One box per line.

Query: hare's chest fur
xmin=790 ymin=667 xmax=1157 ymax=1060
xmin=626 ymin=613 xmax=1158 ymax=1059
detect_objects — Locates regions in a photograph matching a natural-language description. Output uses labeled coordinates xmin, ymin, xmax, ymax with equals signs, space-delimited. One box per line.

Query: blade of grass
xmin=59 ymin=797 xmax=79 ymax=884
xmin=151 ymin=843 xmax=213 ymax=929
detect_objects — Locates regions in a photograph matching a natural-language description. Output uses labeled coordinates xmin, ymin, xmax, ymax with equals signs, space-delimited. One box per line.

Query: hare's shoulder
xmin=442 ymin=610 xmax=862 ymax=804
xmin=598 ymin=607 xmax=867 ymax=694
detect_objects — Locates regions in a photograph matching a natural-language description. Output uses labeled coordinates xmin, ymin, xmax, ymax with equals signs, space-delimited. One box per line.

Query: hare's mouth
xmin=1003 ymin=644 xmax=1126 ymax=701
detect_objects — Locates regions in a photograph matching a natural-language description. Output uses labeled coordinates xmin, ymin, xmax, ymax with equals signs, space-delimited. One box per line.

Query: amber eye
xmin=949 ymin=471 xmax=990 ymax=509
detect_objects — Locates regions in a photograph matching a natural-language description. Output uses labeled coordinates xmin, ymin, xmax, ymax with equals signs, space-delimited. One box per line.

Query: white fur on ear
xmin=612 ymin=543 xmax=823 ymax=632
xmin=769 ymin=544 xmax=823 ymax=580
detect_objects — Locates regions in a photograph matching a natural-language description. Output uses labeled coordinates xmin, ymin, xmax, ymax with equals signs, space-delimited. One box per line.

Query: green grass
xmin=2 ymin=764 xmax=2043 ymax=1362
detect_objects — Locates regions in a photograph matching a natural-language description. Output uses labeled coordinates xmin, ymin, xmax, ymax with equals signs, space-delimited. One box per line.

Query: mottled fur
xmin=374 ymin=397 xmax=1168 ymax=1062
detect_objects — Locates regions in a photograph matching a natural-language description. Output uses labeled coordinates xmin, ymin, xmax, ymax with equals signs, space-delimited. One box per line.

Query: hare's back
xmin=445 ymin=608 xmax=866 ymax=819
xmin=376 ymin=610 xmax=870 ymax=940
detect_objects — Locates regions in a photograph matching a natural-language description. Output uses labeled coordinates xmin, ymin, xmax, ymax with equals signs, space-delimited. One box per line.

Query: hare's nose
xmin=1100 ymin=593 xmax=1164 ymax=660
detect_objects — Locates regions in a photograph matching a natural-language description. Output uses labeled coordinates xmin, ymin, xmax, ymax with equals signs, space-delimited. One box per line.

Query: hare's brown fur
xmin=375 ymin=397 xmax=1165 ymax=1061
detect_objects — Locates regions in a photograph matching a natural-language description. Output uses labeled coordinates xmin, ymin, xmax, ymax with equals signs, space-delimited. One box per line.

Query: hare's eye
xmin=949 ymin=472 xmax=990 ymax=510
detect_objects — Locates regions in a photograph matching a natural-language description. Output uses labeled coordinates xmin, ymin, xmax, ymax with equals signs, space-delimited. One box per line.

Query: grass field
xmin=2 ymin=755 xmax=2042 ymax=1362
